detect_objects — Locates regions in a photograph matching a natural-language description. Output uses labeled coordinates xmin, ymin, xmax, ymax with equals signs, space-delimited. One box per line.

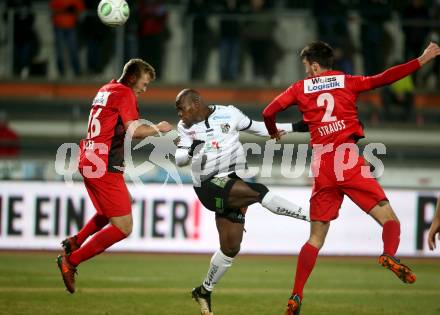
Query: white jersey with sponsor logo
xmin=176 ymin=105 xmax=292 ymax=184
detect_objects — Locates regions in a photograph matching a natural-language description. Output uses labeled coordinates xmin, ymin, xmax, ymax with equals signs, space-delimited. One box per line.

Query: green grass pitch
xmin=0 ymin=252 xmax=438 ymax=315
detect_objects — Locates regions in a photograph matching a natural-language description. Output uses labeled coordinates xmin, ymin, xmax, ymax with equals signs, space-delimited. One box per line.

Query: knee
xmin=378 ymin=202 xmax=400 ymax=223
xmin=247 ymin=182 xmax=269 ymax=201
xmin=228 ymin=182 xmax=261 ymax=208
xmin=388 ymin=215 xmax=399 ymax=224
xmin=308 ymin=229 xmax=327 ymax=250
xmin=221 ymin=244 xmax=240 ymax=258
xmin=110 ymin=214 xmax=133 ymax=237
xmin=114 ymin=221 xmax=132 ymax=237
xmin=123 ymin=225 xmax=132 ymax=237
xmin=308 ymin=236 xmax=325 ymax=250
xmin=382 ymin=211 xmax=399 ymax=223
xmin=384 ymin=216 xmax=399 ymax=226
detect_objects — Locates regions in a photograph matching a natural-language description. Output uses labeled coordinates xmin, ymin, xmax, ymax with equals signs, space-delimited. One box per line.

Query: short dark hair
xmin=176 ymin=88 xmax=201 ymax=106
xmin=122 ymin=58 xmax=156 ymax=81
xmin=300 ymin=41 xmax=334 ymax=69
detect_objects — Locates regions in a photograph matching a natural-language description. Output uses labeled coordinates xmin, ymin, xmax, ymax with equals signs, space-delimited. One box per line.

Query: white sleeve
xmin=229 ymin=105 xmax=253 ymax=131
xmin=228 ymin=105 xmax=293 ymax=136
xmin=175 ymin=123 xmax=192 ymax=167
xmin=243 ymin=120 xmax=293 ymax=137
xmin=175 ymin=148 xmax=191 ymax=167
xmin=176 ymin=123 xmax=193 ymax=149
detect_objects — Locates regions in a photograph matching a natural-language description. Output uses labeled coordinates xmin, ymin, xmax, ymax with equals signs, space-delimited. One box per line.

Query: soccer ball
xmin=97 ymin=0 xmax=130 ymax=27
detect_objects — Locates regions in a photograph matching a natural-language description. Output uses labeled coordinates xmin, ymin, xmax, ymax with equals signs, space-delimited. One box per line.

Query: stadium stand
xmin=0 ymin=1 xmax=439 ymax=186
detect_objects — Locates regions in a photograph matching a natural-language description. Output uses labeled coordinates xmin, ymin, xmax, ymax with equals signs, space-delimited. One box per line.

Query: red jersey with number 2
xmin=264 ymin=59 xmax=420 ymax=149
xmin=79 ymin=80 xmax=139 ymax=173
xmin=276 ymin=71 xmax=366 ymax=147
xmin=263 ymin=59 xmax=421 ymax=221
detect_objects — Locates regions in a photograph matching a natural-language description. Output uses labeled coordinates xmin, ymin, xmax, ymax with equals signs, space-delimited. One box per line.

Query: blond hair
xmin=122 ymin=59 xmax=156 ymax=81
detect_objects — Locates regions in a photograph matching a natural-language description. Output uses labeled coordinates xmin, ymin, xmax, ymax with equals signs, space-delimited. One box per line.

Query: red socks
xmin=290 ymin=220 xmax=400 ymax=300
xmin=293 ymin=243 xmax=319 ymax=299
xmin=69 ymin=225 xmax=126 ymax=266
xmin=382 ymin=220 xmax=400 ymax=256
xmin=76 ymin=214 xmax=109 ymax=246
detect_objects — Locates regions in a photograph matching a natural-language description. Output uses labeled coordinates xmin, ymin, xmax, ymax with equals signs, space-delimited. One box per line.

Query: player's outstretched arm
xmin=418 ymin=42 xmax=440 ymax=66
xmin=428 ymin=198 xmax=440 ymax=250
xmin=365 ymin=42 xmax=440 ymax=91
xmin=241 ymin=120 xmax=292 ymax=137
xmin=242 ymin=120 xmax=308 ymax=138
xmin=262 ymin=85 xmax=298 ymax=140
xmin=262 ymin=101 xmax=283 ymax=140
xmin=125 ymin=120 xmax=173 ymax=139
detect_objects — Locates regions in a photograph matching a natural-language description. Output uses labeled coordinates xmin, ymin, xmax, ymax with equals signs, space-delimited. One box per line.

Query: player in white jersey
xmin=174 ymin=89 xmax=309 ymax=315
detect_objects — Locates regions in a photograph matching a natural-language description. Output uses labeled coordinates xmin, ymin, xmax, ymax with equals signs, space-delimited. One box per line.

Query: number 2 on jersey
xmin=317 ymin=92 xmax=337 ymax=122
xmin=87 ymin=108 xmax=102 ymax=139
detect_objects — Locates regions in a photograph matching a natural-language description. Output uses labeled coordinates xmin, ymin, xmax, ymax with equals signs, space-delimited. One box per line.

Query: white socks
xmin=202 ymin=249 xmax=234 ymax=291
xmin=261 ymin=191 xmax=310 ymax=221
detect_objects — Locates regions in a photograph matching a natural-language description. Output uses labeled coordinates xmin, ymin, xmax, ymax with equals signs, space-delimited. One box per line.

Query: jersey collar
xmin=315 ymin=70 xmax=344 ymax=77
xmin=204 ymin=105 xmax=216 ymax=128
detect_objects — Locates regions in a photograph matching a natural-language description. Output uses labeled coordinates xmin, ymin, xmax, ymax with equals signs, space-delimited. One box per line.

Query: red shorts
xmin=310 ymin=152 xmax=387 ymax=222
xmin=80 ymin=170 xmax=132 ymax=218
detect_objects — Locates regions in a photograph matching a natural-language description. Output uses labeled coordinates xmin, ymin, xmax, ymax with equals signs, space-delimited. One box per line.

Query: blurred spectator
xmin=218 ymin=0 xmax=243 ymax=81
xmin=401 ymin=0 xmax=429 ymax=60
xmin=312 ymin=0 xmax=354 ymax=74
xmin=0 ymin=112 xmax=20 ymax=157
xmin=79 ymin=0 xmax=112 ymax=75
xmin=380 ymin=71 xmax=415 ymax=122
xmin=124 ymin=0 xmax=141 ymax=61
xmin=358 ymin=0 xmax=393 ymax=75
xmin=285 ymin=0 xmax=311 ymax=9
xmin=185 ymin=0 xmax=215 ymax=80
xmin=242 ymin=0 xmax=281 ymax=83
xmin=138 ymin=0 xmax=169 ymax=80
xmin=50 ymin=0 xmax=84 ymax=77
xmin=400 ymin=0 xmax=429 ymax=85
xmin=5 ymin=0 xmax=40 ymax=78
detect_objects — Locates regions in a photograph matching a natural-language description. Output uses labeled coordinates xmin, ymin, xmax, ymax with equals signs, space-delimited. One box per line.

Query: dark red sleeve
xmin=262 ymin=84 xmax=298 ymax=136
xmin=262 ymin=100 xmax=284 ymax=136
xmin=349 ymin=59 xmax=420 ymax=92
xmin=118 ymin=90 xmax=139 ymax=125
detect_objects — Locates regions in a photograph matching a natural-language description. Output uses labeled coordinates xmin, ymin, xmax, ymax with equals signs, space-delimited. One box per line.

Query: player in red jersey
xmin=262 ymin=41 xmax=440 ymax=315
xmin=56 ymin=59 xmax=173 ymax=294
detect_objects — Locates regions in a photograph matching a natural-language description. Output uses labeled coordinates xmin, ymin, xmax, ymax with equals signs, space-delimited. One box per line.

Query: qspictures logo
xmin=55 ymin=119 xmax=182 ymax=187
xmin=55 ymin=122 xmax=387 ymax=188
